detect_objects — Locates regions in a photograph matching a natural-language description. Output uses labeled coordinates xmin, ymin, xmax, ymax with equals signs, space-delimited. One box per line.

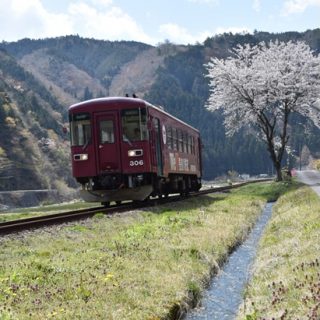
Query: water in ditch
xmin=185 ymin=202 xmax=274 ymax=320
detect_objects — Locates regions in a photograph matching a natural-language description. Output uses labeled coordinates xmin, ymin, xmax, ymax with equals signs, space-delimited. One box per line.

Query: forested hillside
xmin=0 ymin=30 xmax=320 ymax=191
xmin=0 ymin=49 xmax=71 ymax=192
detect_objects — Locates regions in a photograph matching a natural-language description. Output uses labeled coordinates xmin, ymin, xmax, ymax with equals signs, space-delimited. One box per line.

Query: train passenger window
xmin=191 ymin=136 xmax=195 ymax=154
xmin=167 ymin=126 xmax=172 ymax=150
xmin=121 ymin=108 xmax=148 ymax=141
xmin=69 ymin=113 xmax=91 ymax=146
xmin=100 ymin=120 xmax=114 ymax=144
xmin=178 ymin=130 xmax=183 ymax=152
xmin=183 ymin=133 xmax=188 ymax=153
xmin=188 ymin=135 xmax=192 ymax=154
xmin=172 ymin=128 xmax=177 ymax=151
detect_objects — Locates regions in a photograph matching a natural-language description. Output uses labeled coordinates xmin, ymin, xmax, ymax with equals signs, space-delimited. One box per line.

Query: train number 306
xmin=129 ymin=160 xmax=144 ymax=166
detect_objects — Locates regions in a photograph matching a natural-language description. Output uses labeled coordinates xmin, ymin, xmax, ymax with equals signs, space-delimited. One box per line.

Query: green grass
xmin=238 ymin=185 xmax=320 ymax=320
xmin=232 ymin=180 xmax=302 ymax=202
xmin=0 ymin=182 xmax=295 ymax=320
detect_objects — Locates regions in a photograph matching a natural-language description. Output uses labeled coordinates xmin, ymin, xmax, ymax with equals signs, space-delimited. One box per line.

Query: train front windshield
xmin=69 ymin=113 xmax=91 ymax=146
xmin=121 ymin=108 xmax=148 ymax=142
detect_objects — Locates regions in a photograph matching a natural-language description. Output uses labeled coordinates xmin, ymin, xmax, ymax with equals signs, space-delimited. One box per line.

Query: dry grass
xmin=238 ymin=186 xmax=320 ymax=320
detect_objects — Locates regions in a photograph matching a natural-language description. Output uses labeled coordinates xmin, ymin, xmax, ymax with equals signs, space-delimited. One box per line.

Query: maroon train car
xmin=69 ymin=97 xmax=202 ymax=204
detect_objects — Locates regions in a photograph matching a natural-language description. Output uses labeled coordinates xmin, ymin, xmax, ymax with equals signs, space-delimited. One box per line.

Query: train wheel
xmin=178 ymin=180 xmax=186 ymax=197
xmin=133 ymin=197 xmax=149 ymax=206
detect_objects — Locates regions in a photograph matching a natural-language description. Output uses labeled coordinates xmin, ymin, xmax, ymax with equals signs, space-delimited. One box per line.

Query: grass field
xmin=0 ymin=201 xmax=99 ymax=223
xmin=0 ymin=182 xmax=297 ymax=320
xmin=238 ymin=185 xmax=320 ymax=320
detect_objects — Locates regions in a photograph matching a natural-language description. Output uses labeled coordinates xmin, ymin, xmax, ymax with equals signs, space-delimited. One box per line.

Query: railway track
xmin=0 ymin=179 xmax=271 ymax=235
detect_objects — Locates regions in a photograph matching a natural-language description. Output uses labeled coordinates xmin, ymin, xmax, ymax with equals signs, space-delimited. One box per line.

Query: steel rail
xmin=0 ymin=179 xmax=272 ymax=235
xmin=0 ymin=204 xmax=131 ymax=235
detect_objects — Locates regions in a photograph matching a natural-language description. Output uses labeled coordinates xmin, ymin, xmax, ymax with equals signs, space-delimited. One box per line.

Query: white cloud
xmin=159 ymin=23 xmax=211 ymax=44
xmin=0 ymin=0 xmax=72 ymax=41
xmin=90 ymin=0 xmax=113 ymax=7
xmin=282 ymin=0 xmax=320 ymax=15
xmin=158 ymin=23 xmax=253 ymax=45
xmin=0 ymin=0 xmax=154 ymax=44
xmin=67 ymin=2 xmax=153 ymax=43
xmin=252 ymin=0 xmax=261 ymax=12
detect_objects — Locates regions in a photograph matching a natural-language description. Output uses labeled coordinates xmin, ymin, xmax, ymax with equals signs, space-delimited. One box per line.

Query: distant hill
xmin=1 ymin=30 xmax=320 ymax=191
xmin=0 ymin=48 xmax=70 ymax=192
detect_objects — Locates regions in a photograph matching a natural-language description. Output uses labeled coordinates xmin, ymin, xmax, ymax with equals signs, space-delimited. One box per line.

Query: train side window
xmin=191 ymin=136 xmax=195 ymax=154
xmin=172 ymin=128 xmax=177 ymax=151
xmin=178 ymin=130 xmax=183 ymax=152
xmin=188 ymin=135 xmax=192 ymax=154
xmin=184 ymin=133 xmax=189 ymax=154
xmin=70 ymin=113 xmax=91 ymax=146
xmin=100 ymin=120 xmax=114 ymax=144
xmin=167 ymin=126 xmax=172 ymax=150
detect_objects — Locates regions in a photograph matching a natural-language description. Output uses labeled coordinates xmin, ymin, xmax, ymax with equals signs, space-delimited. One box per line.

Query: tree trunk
xmin=260 ymin=110 xmax=290 ymax=182
xmin=264 ymin=132 xmax=283 ymax=181
xmin=274 ymin=161 xmax=282 ymax=181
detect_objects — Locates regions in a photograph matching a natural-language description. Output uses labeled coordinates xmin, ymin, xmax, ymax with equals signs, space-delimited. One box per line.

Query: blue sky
xmin=0 ymin=0 xmax=319 ymax=45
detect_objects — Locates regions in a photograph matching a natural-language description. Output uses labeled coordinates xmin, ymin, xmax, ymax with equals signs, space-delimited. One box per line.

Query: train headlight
xmin=128 ymin=149 xmax=143 ymax=157
xmin=74 ymin=154 xmax=88 ymax=161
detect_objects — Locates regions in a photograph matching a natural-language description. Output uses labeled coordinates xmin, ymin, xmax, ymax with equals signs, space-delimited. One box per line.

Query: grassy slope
xmin=0 ymin=182 xmax=294 ymax=320
xmin=0 ymin=202 xmax=98 ymax=223
xmin=238 ymin=185 xmax=320 ymax=320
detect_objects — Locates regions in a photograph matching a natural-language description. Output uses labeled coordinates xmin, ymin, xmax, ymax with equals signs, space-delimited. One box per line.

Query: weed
xmin=93 ymin=212 xmax=105 ymax=219
xmin=66 ymin=225 xmax=88 ymax=232
xmin=187 ymin=281 xmax=202 ymax=307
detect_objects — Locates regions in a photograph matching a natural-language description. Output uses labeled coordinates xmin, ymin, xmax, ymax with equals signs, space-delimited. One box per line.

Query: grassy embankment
xmin=238 ymin=185 xmax=320 ymax=320
xmin=0 ymin=202 xmax=98 ymax=223
xmin=0 ymin=182 xmax=296 ymax=320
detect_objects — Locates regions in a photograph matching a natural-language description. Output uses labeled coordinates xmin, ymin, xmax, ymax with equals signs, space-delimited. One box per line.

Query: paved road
xmin=296 ymin=170 xmax=320 ymax=196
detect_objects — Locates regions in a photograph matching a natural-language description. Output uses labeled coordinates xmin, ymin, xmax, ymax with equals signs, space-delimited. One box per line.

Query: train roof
xmin=69 ymin=97 xmax=200 ymax=133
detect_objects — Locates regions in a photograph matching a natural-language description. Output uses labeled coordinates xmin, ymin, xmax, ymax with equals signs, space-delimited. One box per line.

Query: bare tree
xmin=206 ymin=41 xmax=320 ymax=180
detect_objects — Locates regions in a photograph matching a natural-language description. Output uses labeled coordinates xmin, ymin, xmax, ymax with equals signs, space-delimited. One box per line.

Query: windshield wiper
xmin=123 ymin=136 xmax=133 ymax=146
xmin=82 ymin=138 xmax=91 ymax=150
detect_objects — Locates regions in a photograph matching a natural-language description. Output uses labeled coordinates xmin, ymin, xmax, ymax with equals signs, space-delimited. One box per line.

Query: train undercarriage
xmin=77 ymin=173 xmax=201 ymax=204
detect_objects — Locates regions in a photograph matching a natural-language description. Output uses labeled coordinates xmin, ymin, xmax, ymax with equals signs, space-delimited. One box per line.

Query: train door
xmin=94 ymin=112 xmax=121 ymax=174
xmin=153 ymin=118 xmax=163 ymax=176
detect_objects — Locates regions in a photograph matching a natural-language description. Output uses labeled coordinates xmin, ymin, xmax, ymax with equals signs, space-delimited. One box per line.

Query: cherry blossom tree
xmin=206 ymin=40 xmax=320 ymax=181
